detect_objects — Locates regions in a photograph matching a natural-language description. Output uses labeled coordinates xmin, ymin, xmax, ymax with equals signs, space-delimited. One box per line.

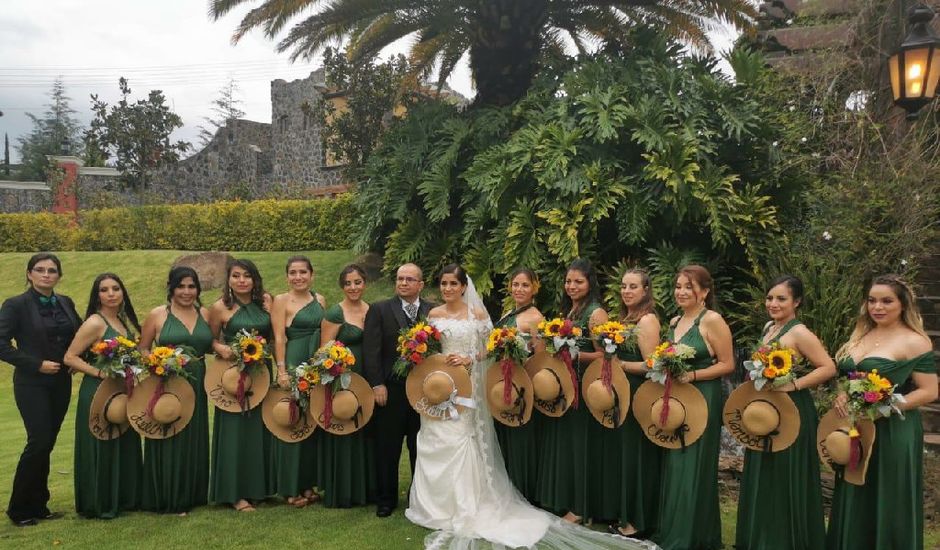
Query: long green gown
xmin=74 ymin=318 xmax=142 ymax=518
xmin=535 ymin=301 xmax=600 ymax=517
xmin=316 ymin=303 xmax=376 ymax=507
xmin=269 ymin=296 xmax=321 ymax=498
xmin=616 ymin=345 xmax=663 ymax=535
xmin=650 ymin=309 xmax=723 ymax=550
xmin=209 ymin=300 xmax=273 ymax=505
xmin=735 ymin=319 xmax=825 ymax=549
xmin=493 ymin=310 xmax=542 ymax=504
xmin=141 ymin=308 xmax=214 ymax=513
xmin=826 ymin=351 xmax=936 ymax=549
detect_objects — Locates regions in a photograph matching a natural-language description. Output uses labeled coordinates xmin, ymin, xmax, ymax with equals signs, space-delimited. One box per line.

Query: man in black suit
xmin=362 ymin=263 xmax=432 ymax=517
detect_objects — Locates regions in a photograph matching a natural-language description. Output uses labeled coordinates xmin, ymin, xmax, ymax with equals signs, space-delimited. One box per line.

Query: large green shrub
xmin=0 ymin=196 xmax=357 ymax=252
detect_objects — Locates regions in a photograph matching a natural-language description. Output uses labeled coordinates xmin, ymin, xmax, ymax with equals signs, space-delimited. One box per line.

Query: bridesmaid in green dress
xmin=271 ymin=255 xmax=326 ymax=506
xmin=64 ymin=273 xmax=142 ymax=518
xmin=607 ymin=269 xmax=662 ymax=537
xmin=138 ymin=266 xmax=214 ymax=514
xmin=827 ymin=274 xmax=937 ymax=549
xmin=494 ymin=268 xmax=545 ymax=504
xmin=208 ymin=259 xmax=273 ymax=512
xmin=536 ymin=259 xmax=609 ymax=524
xmin=735 ymin=275 xmax=834 ymax=549
xmin=651 ymin=265 xmax=734 ymax=550
xmin=317 ymin=264 xmax=376 ymax=507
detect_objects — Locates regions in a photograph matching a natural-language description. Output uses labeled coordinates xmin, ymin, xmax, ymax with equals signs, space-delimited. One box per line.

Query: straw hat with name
xmin=310 ymin=372 xmax=375 ymax=435
xmin=88 ymin=377 xmax=132 ymax=441
xmin=126 ymin=375 xmax=195 ymax=440
xmin=486 ymin=359 xmax=534 ymax=427
xmin=723 ymin=381 xmax=800 ymax=453
xmin=816 ymin=409 xmax=876 ymax=486
xmin=262 ymin=387 xmax=317 ymax=443
xmin=405 ymin=354 xmax=473 ymax=421
xmin=205 ymin=355 xmax=270 ymax=413
xmin=582 ymin=357 xmax=631 ymax=429
xmin=632 ymin=379 xmax=708 ymax=449
xmin=524 ymin=351 xmax=576 ymax=417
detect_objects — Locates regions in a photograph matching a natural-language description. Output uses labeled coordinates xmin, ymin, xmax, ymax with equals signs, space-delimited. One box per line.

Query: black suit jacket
xmin=362 ymin=297 xmax=433 ymax=387
xmin=0 ymin=290 xmax=81 ymax=386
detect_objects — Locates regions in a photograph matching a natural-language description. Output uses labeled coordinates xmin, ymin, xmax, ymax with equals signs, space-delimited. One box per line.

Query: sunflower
xmin=116 ymin=336 xmax=137 ymax=348
xmin=767 ymin=350 xmax=792 ymax=375
xmin=241 ymin=340 xmax=262 ymax=363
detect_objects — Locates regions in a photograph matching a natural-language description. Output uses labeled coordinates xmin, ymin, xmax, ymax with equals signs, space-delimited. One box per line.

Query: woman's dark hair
xmin=85 ymin=273 xmax=141 ymax=333
xmin=285 ymin=255 xmax=313 ymax=273
xmin=676 ymin=264 xmax=717 ymax=310
xmin=440 ymin=263 xmax=468 ymax=286
xmin=765 ymin=274 xmax=804 ymax=307
xmin=508 ymin=267 xmax=540 ymax=296
xmin=338 ymin=264 xmax=368 ymax=288
xmin=25 ymin=252 xmax=62 ymax=286
xmin=166 ymin=266 xmax=202 ymax=306
xmin=222 ymin=258 xmax=265 ymax=308
xmin=620 ymin=268 xmax=656 ymax=323
xmin=560 ymin=258 xmax=601 ymax=319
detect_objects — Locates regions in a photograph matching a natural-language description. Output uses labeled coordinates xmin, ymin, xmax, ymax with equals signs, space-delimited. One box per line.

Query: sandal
xmin=233 ymin=500 xmax=256 ymax=512
xmin=562 ymin=512 xmax=583 ymax=525
xmin=303 ymin=490 xmax=321 ymax=504
xmin=286 ymin=496 xmax=308 ymax=508
xmin=607 ymin=523 xmax=638 ymax=537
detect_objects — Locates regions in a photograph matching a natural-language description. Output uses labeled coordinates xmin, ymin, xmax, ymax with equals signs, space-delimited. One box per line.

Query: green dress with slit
xmin=616 ymin=344 xmax=663 ymax=535
xmin=493 ymin=309 xmax=542 ymax=504
xmin=269 ymin=296 xmax=321 ymax=498
xmin=535 ymin=301 xmax=599 ymax=517
xmin=74 ymin=319 xmax=143 ymax=518
xmin=650 ymin=309 xmax=723 ymax=550
xmin=735 ymin=319 xmax=825 ymax=549
xmin=316 ymin=303 xmax=376 ymax=507
xmin=209 ymin=300 xmax=273 ymax=505
xmin=141 ymin=308 xmax=214 ymax=513
xmin=826 ymin=351 xmax=936 ymax=550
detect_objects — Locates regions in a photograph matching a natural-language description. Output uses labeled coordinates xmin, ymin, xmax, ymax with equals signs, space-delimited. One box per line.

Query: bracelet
xmin=793 ymin=380 xmax=800 ymax=391
xmin=692 ymin=371 xmax=697 ymax=382
xmin=276 ymin=362 xmax=286 ymax=368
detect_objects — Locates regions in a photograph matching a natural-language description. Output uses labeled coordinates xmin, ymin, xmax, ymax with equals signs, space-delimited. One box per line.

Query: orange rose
xmin=297 ymin=379 xmax=309 ymax=392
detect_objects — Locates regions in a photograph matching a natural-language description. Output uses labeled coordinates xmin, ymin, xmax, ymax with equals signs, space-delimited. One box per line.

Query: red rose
xmin=411 ymin=352 xmax=422 ymax=363
xmin=406 ymin=340 xmax=417 ymax=350
xmin=415 ymin=330 xmax=428 ymax=343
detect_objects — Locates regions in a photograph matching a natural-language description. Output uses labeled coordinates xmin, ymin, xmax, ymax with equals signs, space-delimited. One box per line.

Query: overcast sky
xmin=0 ymin=1 xmax=736 ymax=165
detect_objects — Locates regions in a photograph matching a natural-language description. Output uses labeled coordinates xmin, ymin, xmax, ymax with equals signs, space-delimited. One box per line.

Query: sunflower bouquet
xmin=289 ymin=361 xmax=321 ymax=413
xmin=744 ymin=341 xmax=802 ymax=391
xmin=486 ymin=326 xmax=530 ymax=407
xmin=228 ymin=329 xmax=271 ymax=374
xmin=392 ymin=321 xmax=442 ymax=377
xmin=306 ymin=340 xmax=357 ymax=426
xmin=592 ymin=321 xmax=639 ymax=356
xmin=537 ymin=317 xmax=583 ymax=407
xmin=146 ymin=345 xmax=195 ymax=381
xmin=91 ymin=335 xmax=143 ymax=396
xmin=645 ymin=341 xmax=696 ymax=385
xmin=840 ymin=369 xmax=905 ymax=422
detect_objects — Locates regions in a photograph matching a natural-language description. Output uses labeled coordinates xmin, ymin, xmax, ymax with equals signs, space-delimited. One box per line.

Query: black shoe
xmin=375 ymin=506 xmax=394 ymax=518
xmin=38 ymin=511 xmax=64 ymax=521
xmin=12 ymin=518 xmax=37 ymax=527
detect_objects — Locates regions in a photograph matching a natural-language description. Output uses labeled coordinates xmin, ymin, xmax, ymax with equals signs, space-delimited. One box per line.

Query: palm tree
xmin=209 ymin=0 xmax=755 ymax=106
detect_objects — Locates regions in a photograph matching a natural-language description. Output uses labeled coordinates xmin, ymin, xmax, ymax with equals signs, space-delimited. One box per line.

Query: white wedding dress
xmin=405 ymin=286 xmax=657 ymax=550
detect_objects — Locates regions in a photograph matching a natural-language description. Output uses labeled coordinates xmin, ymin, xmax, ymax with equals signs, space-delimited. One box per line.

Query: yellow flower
xmin=242 ymin=341 xmax=262 ymax=362
xmin=416 ymin=343 xmax=428 ymax=354
xmin=767 ymin=350 xmax=792 ymax=375
xmin=344 ymin=354 xmax=355 ymax=366
xmin=324 ymin=358 xmax=334 ymax=369
xmin=848 ymin=427 xmax=860 ymax=438
xmin=329 ymin=346 xmax=344 ymax=361
xmin=155 ymin=366 xmax=165 ymax=376
xmin=116 ymin=336 xmax=136 ymax=348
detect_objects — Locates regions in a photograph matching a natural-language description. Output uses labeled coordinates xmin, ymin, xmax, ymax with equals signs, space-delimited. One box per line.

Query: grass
xmin=0 ymin=250 xmax=936 ymax=549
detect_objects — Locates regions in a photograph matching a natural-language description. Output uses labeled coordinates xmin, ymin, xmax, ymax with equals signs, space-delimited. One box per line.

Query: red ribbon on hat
xmin=659 ymin=373 xmax=673 ymax=427
xmin=288 ymin=398 xmax=299 ymax=425
xmin=123 ymin=366 xmax=135 ymax=398
xmin=146 ymin=377 xmax=166 ymax=418
xmin=323 ymin=386 xmax=334 ymax=427
xmin=601 ymin=355 xmax=613 ymax=392
xmin=236 ymin=370 xmax=249 ymax=411
xmin=501 ymin=358 xmax=514 ymax=405
xmin=849 ymin=429 xmax=862 ymax=470
xmin=559 ymin=347 xmax=579 ymax=409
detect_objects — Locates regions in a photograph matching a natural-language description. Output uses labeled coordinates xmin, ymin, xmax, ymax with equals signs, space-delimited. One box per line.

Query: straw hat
xmin=524 ymin=351 xmax=576 ymax=417
xmin=632 ymin=380 xmax=708 ymax=449
xmin=405 ymin=354 xmax=473 ymax=421
xmin=582 ymin=358 xmax=631 ymax=429
xmin=88 ymin=377 xmax=132 ymax=441
xmin=310 ymin=372 xmax=375 ymax=435
xmin=126 ymin=375 xmax=195 ymax=440
xmin=261 ymin=387 xmax=317 ymax=443
xmin=485 ymin=360 xmax=534 ymax=427
xmin=816 ymin=409 xmax=876 ymax=485
xmin=723 ymin=381 xmax=800 ymax=452
xmin=205 ymin=356 xmax=271 ymax=413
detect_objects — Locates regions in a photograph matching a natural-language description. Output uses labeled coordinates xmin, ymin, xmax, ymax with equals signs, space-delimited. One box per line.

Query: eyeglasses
xmin=32 ymin=267 xmax=59 ymax=275
xmin=396 ymin=276 xmax=420 ymax=284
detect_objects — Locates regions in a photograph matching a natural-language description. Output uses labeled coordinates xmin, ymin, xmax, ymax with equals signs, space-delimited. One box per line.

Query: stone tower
xmin=270 ymin=69 xmax=330 ymax=184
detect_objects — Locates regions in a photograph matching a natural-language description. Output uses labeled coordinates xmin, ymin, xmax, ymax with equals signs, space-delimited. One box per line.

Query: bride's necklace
xmin=440 ymin=305 xmax=468 ymax=319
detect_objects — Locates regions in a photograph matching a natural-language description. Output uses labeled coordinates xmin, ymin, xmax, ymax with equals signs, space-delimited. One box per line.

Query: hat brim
xmin=88 ymin=377 xmax=132 ymax=441
xmin=126 ymin=375 xmax=195 ymax=440
xmin=261 ymin=387 xmax=317 ymax=443
xmin=485 ymin=359 xmax=534 ymax=427
xmin=205 ymin=356 xmax=271 ymax=413
xmin=524 ymin=351 xmax=575 ymax=417
xmin=723 ymin=381 xmax=800 ymax=452
xmin=582 ymin=358 xmax=631 ymax=429
xmin=632 ymin=380 xmax=708 ymax=449
xmin=817 ymin=409 xmax=876 ymax=486
xmin=310 ymin=372 xmax=375 ymax=435
xmin=405 ymin=354 xmax=473 ymax=421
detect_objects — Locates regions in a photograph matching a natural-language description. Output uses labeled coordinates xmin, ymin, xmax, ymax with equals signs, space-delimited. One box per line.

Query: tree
xmin=15 ymin=79 xmax=84 ymax=181
xmin=3 ymin=134 xmax=9 ymax=176
xmin=197 ymin=77 xmax=246 ymax=147
xmin=210 ymin=0 xmax=755 ymax=107
xmin=85 ymin=78 xmax=191 ymax=189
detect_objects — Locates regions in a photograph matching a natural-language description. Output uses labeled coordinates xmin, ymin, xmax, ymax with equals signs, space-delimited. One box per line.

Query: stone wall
xmin=0 ymin=181 xmax=49 ymax=212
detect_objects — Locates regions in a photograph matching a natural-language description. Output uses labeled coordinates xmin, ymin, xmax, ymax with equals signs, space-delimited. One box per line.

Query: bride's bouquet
xmin=591 ymin=321 xmax=638 ymax=392
xmin=537 ymin=317 xmax=583 ymax=407
xmin=393 ymin=320 xmax=442 ymax=378
xmin=486 ymin=326 xmax=529 ymax=407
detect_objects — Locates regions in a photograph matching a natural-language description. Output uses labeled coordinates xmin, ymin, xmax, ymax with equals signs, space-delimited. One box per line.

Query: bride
xmin=406 ymin=264 xmax=655 ymax=550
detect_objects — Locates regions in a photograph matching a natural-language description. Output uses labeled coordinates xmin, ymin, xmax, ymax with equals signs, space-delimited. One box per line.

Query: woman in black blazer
xmin=0 ymin=253 xmax=81 ymax=526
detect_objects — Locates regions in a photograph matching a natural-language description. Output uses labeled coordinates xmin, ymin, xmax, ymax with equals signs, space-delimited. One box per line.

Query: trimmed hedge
xmin=0 ymin=196 xmax=358 ymax=252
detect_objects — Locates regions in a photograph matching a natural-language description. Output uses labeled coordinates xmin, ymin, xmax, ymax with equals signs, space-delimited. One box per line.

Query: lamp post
xmin=889 ymin=4 xmax=940 ymax=119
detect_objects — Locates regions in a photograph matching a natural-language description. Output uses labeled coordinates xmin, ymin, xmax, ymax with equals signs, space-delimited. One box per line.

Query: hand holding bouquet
xmin=393 ymin=321 xmax=442 ymax=377
xmin=744 ymin=341 xmax=801 ymax=391
xmin=91 ymin=335 xmax=143 ymax=396
xmin=486 ymin=326 xmax=529 ymax=406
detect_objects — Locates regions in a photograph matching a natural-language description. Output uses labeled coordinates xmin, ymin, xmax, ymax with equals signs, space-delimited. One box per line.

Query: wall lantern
xmin=889 ymin=4 xmax=940 ymax=118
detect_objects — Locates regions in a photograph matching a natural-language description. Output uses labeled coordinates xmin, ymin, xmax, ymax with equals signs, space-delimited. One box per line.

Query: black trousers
xmin=371 ymin=381 xmax=420 ymax=509
xmin=8 ymin=380 xmax=71 ymax=522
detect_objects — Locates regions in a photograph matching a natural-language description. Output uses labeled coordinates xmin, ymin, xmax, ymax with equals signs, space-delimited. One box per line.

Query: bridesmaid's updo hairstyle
xmin=85 ymin=272 xmax=141 ymax=333
xmin=285 ymin=255 xmax=313 ymax=273
xmin=837 ymin=274 xmax=927 ymax=360
xmin=561 ymin=258 xmax=601 ymax=318
xmin=223 ymin=259 xmax=265 ymax=309
xmin=508 ymin=267 xmax=540 ymax=295
xmin=677 ymin=264 xmax=717 ymax=310
xmin=166 ymin=266 xmax=202 ymax=306
xmin=620 ymin=268 xmax=655 ymax=323
xmin=338 ymin=264 xmax=368 ymax=287
xmin=25 ymin=252 xmax=62 ymax=285
xmin=440 ymin=263 xmax=468 ymax=286
xmin=766 ymin=274 xmax=804 ymax=308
